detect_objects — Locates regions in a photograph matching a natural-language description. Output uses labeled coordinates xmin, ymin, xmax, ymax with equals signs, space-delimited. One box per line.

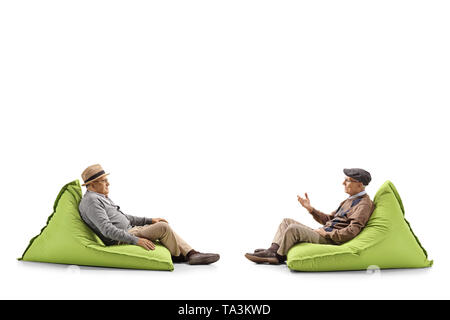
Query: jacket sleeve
xmin=85 ymin=199 xmax=139 ymax=245
xmin=323 ymin=203 xmax=373 ymax=244
xmin=123 ymin=213 xmax=153 ymax=227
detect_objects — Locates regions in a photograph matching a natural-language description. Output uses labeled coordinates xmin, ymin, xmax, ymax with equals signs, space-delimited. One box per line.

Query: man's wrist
xmin=308 ymin=207 xmax=315 ymax=214
xmin=131 ymin=235 xmax=140 ymax=245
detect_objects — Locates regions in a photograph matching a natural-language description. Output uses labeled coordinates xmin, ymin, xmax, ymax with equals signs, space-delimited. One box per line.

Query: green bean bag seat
xmin=19 ymin=180 xmax=174 ymax=271
xmin=287 ymin=181 xmax=433 ymax=271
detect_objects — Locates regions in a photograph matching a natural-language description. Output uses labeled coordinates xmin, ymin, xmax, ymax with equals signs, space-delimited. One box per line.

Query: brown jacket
xmin=310 ymin=193 xmax=374 ymax=245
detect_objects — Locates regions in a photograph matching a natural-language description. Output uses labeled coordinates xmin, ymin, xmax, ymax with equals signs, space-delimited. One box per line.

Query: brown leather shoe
xmin=254 ymin=248 xmax=266 ymax=253
xmin=254 ymin=243 xmax=279 ymax=254
xmin=187 ymin=252 xmax=220 ymax=265
xmin=245 ymin=250 xmax=280 ymax=264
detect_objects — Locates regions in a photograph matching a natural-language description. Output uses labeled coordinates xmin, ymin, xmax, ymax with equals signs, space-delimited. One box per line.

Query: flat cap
xmin=343 ymin=168 xmax=371 ymax=186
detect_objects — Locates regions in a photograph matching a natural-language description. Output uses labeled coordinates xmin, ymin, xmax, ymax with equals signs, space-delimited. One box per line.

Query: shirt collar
xmin=348 ymin=190 xmax=366 ymax=200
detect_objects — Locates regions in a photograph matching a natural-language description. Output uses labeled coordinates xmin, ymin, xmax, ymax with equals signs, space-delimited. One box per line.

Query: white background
xmin=1 ymin=0 xmax=449 ymax=299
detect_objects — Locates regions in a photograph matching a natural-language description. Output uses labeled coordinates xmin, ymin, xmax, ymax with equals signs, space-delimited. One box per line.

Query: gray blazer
xmin=79 ymin=190 xmax=152 ymax=245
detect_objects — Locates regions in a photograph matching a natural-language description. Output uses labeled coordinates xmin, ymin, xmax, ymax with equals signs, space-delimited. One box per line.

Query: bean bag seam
xmin=84 ymin=243 xmax=174 ymax=269
xmin=386 ymin=182 xmax=432 ymax=262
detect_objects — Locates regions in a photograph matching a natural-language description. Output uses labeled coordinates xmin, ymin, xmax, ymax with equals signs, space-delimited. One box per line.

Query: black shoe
xmin=171 ymin=255 xmax=187 ymax=263
xmin=187 ymin=251 xmax=220 ymax=265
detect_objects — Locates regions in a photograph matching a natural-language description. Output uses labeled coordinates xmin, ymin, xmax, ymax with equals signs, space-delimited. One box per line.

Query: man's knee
xmin=154 ymin=221 xmax=169 ymax=228
xmin=284 ymin=224 xmax=311 ymax=241
xmin=285 ymin=224 xmax=300 ymax=234
xmin=153 ymin=221 xmax=171 ymax=234
xmin=284 ymin=224 xmax=317 ymax=243
xmin=281 ymin=218 xmax=294 ymax=226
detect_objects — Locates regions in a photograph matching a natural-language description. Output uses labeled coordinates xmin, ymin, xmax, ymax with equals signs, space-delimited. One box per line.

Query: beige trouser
xmin=273 ymin=218 xmax=332 ymax=256
xmin=128 ymin=222 xmax=193 ymax=257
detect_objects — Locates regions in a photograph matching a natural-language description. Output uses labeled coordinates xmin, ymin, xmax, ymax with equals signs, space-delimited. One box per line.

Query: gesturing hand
xmin=297 ymin=193 xmax=313 ymax=212
xmin=136 ymin=237 xmax=155 ymax=250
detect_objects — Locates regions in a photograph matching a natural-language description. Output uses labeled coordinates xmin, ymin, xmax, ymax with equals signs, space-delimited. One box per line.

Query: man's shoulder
xmin=346 ymin=194 xmax=373 ymax=210
xmin=361 ymin=194 xmax=374 ymax=205
xmin=81 ymin=191 xmax=100 ymax=201
xmin=356 ymin=195 xmax=374 ymax=214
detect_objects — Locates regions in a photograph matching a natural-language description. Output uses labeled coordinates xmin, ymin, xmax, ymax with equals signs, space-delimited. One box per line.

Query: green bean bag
xmin=287 ymin=181 xmax=433 ymax=271
xmin=19 ymin=180 xmax=174 ymax=271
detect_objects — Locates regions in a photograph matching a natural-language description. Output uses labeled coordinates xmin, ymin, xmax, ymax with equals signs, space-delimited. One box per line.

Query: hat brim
xmin=82 ymin=173 xmax=110 ymax=186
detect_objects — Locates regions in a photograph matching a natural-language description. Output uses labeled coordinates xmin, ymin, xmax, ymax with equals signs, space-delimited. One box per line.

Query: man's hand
xmin=152 ymin=218 xmax=168 ymax=224
xmin=136 ymin=237 xmax=155 ymax=250
xmin=314 ymin=228 xmax=327 ymax=237
xmin=297 ymin=193 xmax=313 ymax=212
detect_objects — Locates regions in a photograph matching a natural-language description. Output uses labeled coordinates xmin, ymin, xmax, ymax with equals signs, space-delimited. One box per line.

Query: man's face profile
xmin=342 ymin=176 xmax=363 ymax=196
xmin=89 ymin=177 xmax=110 ymax=196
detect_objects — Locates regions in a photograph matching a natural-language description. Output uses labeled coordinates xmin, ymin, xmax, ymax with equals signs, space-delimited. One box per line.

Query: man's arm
xmin=322 ymin=204 xmax=373 ymax=244
xmin=123 ymin=214 xmax=168 ymax=226
xmin=123 ymin=213 xmax=152 ymax=227
xmin=309 ymin=207 xmax=336 ymax=225
xmin=85 ymin=199 xmax=140 ymax=244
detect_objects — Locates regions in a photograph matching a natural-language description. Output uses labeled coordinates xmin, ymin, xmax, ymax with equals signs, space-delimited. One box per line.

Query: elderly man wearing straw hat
xmin=78 ymin=164 xmax=220 ymax=265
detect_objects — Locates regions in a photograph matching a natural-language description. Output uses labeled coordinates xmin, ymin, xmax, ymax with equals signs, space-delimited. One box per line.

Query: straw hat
xmin=81 ymin=164 xmax=110 ymax=186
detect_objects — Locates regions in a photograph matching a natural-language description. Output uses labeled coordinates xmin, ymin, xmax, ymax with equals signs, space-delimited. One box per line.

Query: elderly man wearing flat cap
xmin=78 ymin=164 xmax=220 ymax=265
xmin=245 ymin=168 xmax=375 ymax=264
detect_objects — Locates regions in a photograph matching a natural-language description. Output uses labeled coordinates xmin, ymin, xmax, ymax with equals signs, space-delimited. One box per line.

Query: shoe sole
xmin=188 ymin=254 xmax=220 ymax=265
xmin=244 ymin=253 xmax=280 ymax=265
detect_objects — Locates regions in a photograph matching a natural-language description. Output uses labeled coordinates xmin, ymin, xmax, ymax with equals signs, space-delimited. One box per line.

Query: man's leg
xmin=277 ymin=223 xmax=330 ymax=256
xmin=245 ymin=219 xmax=330 ymax=264
xmin=245 ymin=218 xmax=302 ymax=264
xmin=170 ymin=229 xmax=194 ymax=257
xmin=130 ymin=222 xmax=192 ymax=257
xmin=272 ymin=218 xmax=302 ymax=246
xmin=252 ymin=218 xmax=301 ymax=253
